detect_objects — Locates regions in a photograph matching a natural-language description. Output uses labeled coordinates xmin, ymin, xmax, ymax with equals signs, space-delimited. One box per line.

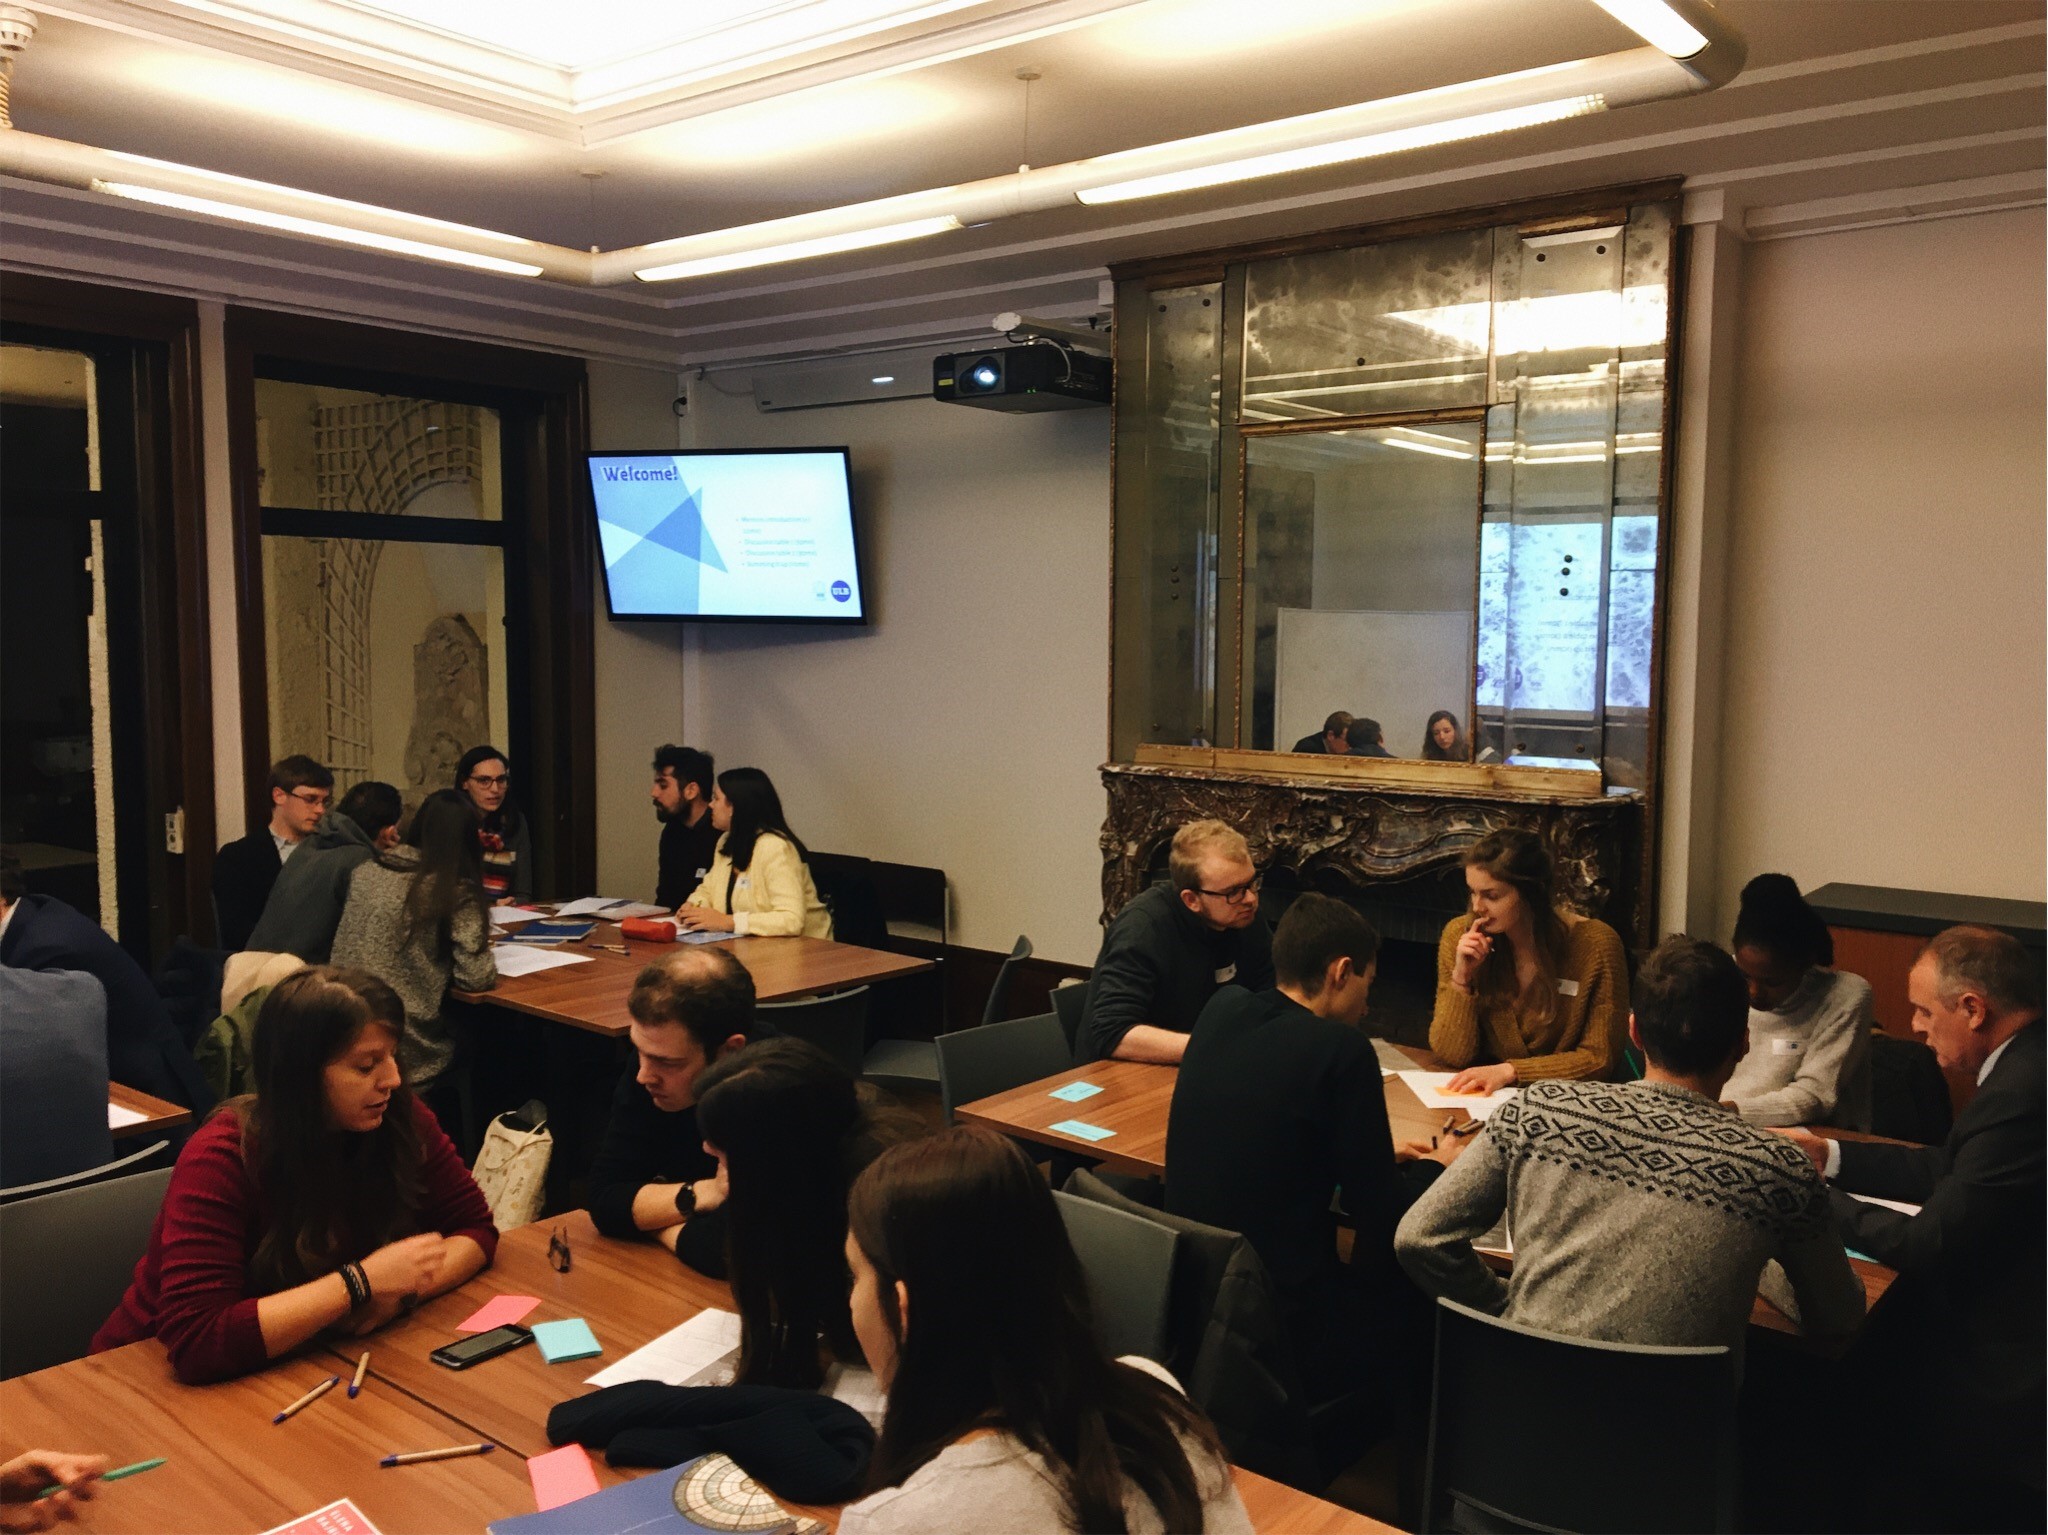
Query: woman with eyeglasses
xmin=1431 ymin=828 xmax=1629 ymax=1092
xmin=674 ymin=767 xmax=833 ymax=939
xmin=837 ymin=1126 xmax=1251 ymax=1535
xmin=93 ymin=966 xmax=496 ymax=1384
xmin=331 ymin=789 xmax=496 ymax=1119
xmin=1075 ymin=819 xmax=1274 ymax=1067
xmin=454 ymin=744 xmax=531 ymax=902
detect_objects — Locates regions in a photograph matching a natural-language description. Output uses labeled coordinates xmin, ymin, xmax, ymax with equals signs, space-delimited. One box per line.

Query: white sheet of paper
xmin=553 ymin=896 xmax=631 ymax=917
xmin=1846 ymin=1192 xmax=1922 ymax=1218
xmin=489 ymin=944 xmax=595 ymax=978
xmin=603 ymin=901 xmax=670 ymax=919
xmin=488 ymin=905 xmax=548 ymax=928
xmin=1395 ymin=1070 xmax=1518 ymax=1121
xmin=825 ymin=1364 xmax=887 ymax=1426
xmin=586 ymin=1308 xmax=742 ymax=1388
xmin=108 ymin=1102 xmax=149 ymax=1129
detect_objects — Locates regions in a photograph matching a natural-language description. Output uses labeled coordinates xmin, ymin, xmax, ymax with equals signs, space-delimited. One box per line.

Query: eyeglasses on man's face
xmin=286 ymin=789 xmax=331 ymax=810
xmin=1196 ymin=873 xmax=1262 ymax=904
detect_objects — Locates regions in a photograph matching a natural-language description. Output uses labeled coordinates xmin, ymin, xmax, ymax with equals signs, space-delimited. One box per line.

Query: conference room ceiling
xmin=6 ymin=0 xmax=2042 ymax=367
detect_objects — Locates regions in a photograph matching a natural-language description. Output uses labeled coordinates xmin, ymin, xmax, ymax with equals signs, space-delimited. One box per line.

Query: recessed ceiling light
xmin=870 ymin=375 xmax=896 ymax=384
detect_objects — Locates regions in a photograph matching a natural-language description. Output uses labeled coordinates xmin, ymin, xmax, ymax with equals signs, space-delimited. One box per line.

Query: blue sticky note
xmin=1050 ymin=1119 xmax=1116 ymax=1142
xmin=1049 ymin=1081 xmax=1104 ymax=1103
xmin=532 ymin=1318 xmax=602 ymax=1364
xmin=1845 ymin=1248 xmax=1875 ymax=1265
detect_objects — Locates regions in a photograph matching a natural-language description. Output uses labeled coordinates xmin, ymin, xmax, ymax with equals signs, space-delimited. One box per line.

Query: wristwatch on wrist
xmin=673 ymin=1181 xmax=698 ymax=1220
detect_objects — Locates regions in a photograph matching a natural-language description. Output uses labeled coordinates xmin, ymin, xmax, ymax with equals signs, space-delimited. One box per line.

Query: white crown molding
xmin=1744 ymin=169 xmax=2047 ymax=241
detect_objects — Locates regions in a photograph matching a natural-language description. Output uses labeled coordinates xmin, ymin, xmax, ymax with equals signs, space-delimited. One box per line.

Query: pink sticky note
xmin=527 ymin=1445 xmax=601 ymax=1511
xmin=456 ymin=1294 xmax=541 ymax=1333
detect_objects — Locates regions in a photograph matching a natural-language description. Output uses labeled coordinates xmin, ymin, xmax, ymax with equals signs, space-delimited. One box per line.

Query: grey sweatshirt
xmin=1723 ymin=968 xmax=1874 ymax=1130
xmin=329 ymin=851 xmax=495 ymax=1088
xmin=247 ymin=810 xmax=381 ymax=963
xmin=1394 ymin=1079 xmax=1866 ymax=1352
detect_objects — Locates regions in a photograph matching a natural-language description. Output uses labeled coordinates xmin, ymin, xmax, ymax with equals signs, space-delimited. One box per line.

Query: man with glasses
xmin=211 ymin=754 xmax=333 ymax=951
xmin=1077 ymin=818 xmax=1274 ymax=1064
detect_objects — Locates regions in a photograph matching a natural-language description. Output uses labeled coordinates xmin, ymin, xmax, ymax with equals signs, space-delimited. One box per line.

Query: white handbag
xmin=471 ymin=1099 xmax=552 ymax=1231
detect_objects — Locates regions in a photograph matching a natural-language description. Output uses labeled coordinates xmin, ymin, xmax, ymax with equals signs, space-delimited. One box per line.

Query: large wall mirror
xmin=1110 ymin=185 xmax=1679 ymax=792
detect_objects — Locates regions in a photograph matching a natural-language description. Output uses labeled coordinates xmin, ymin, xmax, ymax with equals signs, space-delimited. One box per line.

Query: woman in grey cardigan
xmin=1722 ymin=873 xmax=1873 ymax=1129
xmin=332 ymin=790 xmax=496 ymax=1099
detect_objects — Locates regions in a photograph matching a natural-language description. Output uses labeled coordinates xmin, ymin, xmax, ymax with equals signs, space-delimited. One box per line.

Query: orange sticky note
xmin=456 ymin=1294 xmax=540 ymax=1333
xmin=526 ymin=1445 xmax=600 ymax=1511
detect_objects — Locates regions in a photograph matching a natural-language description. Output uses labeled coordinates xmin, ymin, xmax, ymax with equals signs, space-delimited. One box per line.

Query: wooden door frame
xmin=1 ymin=275 xmax=213 ymax=956
xmin=221 ymin=309 xmax=597 ymax=899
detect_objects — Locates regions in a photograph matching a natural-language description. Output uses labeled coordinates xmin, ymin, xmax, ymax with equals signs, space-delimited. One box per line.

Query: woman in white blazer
xmin=676 ymin=767 xmax=834 ymax=940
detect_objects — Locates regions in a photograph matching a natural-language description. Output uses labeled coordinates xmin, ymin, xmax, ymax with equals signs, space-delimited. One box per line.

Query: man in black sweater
xmin=1169 ymin=894 xmax=1459 ymax=1409
xmin=1077 ymin=819 xmax=1273 ymax=1064
xmin=1778 ymin=925 xmax=2044 ymax=1531
xmin=211 ymin=754 xmax=332 ymax=951
xmin=652 ymin=744 xmax=719 ymax=912
xmin=1289 ymin=711 xmax=1355 ymax=755
xmin=587 ymin=945 xmax=760 ymax=1276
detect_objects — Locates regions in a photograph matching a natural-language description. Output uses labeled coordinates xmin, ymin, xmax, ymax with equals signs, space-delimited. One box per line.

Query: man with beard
xmin=652 ymin=745 xmax=718 ymax=911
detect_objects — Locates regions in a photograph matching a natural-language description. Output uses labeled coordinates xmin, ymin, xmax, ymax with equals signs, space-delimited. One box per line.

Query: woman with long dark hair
xmin=93 ymin=966 xmax=495 ymax=1384
xmin=1721 ymin=873 xmax=1874 ymax=1128
xmin=1431 ymin=828 xmax=1628 ymax=1091
xmin=1420 ymin=710 xmax=1467 ymax=762
xmin=838 ymin=1128 xmax=1250 ymax=1535
xmin=691 ymin=1037 xmax=913 ymax=1388
xmin=454 ymin=744 xmax=531 ymax=901
xmin=675 ymin=766 xmax=832 ymax=939
xmin=331 ymin=788 xmax=496 ymax=1097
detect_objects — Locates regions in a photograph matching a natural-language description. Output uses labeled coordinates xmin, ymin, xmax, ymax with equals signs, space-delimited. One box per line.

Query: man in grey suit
xmin=0 ymin=967 xmax=115 ymax=1187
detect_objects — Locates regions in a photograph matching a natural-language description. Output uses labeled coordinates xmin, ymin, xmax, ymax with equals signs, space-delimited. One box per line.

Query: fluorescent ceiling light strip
xmin=1587 ymin=0 xmax=1709 ymax=60
xmin=1383 ymin=437 xmax=1474 ymax=460
xmin=106 ymin=152 xmax=540 ymax=248
xmin=92 ymin=182 xmax=546 ymax=275
xmin=1076 ymin=95 xmax=1605 ymax=206
xmin=1390 ymin=427 xmax=1477 ymax=448
xmin=634 ymin=215 xmax=961 ymax=281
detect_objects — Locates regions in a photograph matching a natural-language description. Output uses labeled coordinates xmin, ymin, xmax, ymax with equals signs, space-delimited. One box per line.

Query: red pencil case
xmin=620 ymin=917 xmax=679 ymax=943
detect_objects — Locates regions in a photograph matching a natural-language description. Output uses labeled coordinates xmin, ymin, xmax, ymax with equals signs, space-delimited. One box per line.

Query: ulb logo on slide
xmin=830 ymin=579 xmax=852 ymax=603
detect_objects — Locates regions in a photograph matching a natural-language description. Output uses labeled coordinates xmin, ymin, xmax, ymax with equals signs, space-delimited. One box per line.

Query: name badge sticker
xmin=1214 ymin=964 xmax=1237 ymax=984
xmin=1556 ymin=978 xmax=1580 ymax=997
xmin=1771 ymin=1038 xmax=1804 ymax=1055
xmin=735 ymin=876 xmax=751 ymax=892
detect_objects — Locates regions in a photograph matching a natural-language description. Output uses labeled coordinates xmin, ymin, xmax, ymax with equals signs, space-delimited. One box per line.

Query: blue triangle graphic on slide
xmin=642 ymin=487 xmax=727 ymax=572
xmin=610 ymin=523 xmax=700 ymax=613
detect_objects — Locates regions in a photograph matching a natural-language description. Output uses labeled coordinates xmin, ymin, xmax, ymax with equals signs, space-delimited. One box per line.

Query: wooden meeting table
xmin=953 ymin=1042 xmax=1899 ymax=1345
xmin=108 ymin=1083 xmax=192 ymax=1141
xmin=454 ymin=923 xmax=936 ymax=1037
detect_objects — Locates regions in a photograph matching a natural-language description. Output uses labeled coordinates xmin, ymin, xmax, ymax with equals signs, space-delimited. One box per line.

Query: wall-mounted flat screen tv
xmin=588 ymin=447 xmax=866 ymax=624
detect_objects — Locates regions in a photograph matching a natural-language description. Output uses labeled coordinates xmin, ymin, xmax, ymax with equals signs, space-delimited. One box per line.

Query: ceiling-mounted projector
xmin=933 ymin=342 xmax=1111 ymax=413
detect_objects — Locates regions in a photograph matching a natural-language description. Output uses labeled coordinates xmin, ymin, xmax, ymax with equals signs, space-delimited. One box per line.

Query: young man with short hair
xmin=247 ymin=779 xmax=403 ymax=962
xmin=211 ymin=755 xmax=333 ymax=951
xmin=586 ymin=946 xmax=759 ymax=1275
xmin=1077 ymin=818 xmax=1274 ymax=1065
xmin=1290 ymin=711 xmax=1355 ymax=755
xmin=652 ymin=745 xmax=719 ymax=912
xmin=1169 ymin=893 xmax=1459 ymax=1407
xmin=1344 ymin=717 xmax=1392 ymax=758
xmin=1395 ymin=934 xmax=1865 ymax=1350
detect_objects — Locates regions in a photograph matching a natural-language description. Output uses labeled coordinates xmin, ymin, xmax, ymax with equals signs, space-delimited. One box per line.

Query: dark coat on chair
xmin=1 ymin=894 xmax=214 ymax=1114
xmin=1832 ymin=1021 xmax=2044 ymax=1489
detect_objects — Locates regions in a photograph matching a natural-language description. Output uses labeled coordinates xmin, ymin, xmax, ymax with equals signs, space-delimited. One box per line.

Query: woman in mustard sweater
xmin=676 ymin=767 xmax=833 ymax=939
xmin=1430 ymin=829 xmax=1629 ymax=1091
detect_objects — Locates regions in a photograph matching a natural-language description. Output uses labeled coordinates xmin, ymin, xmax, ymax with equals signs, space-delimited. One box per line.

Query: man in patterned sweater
xmin=1395 ymin=935 xmax=1865 ymax=1350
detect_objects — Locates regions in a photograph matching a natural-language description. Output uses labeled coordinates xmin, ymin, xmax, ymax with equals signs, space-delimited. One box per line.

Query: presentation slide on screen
xmin=590 ymin=453 xmax=864 ymax=620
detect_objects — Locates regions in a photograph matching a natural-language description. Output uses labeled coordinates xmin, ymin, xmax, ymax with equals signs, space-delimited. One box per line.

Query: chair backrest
xmin=0 ymin=1138 xmax=170 ymax=1205
xmin=807 ymin=854 xmax=889 ymax=951
xmin=979 ymin=934 xmax=1036 ymax=1029
xmin=1051 ymin=977 xmax=1088 ymax=1054
xmin=1868 ymin=1031 xmax=1954 ymax=1144
xmin=757 ymin=986 xmax=871 ymax=1076
xmin=1 ymin=1162 xmax=174 ymax=1378
xmin=936 ymin=1010 xmax=1070 ymax=1123
xmin=1053 ymin=1189 xmax=1177 ymax=1362
xmin=1424 ymin=1299 xmax=1739 ymax=1534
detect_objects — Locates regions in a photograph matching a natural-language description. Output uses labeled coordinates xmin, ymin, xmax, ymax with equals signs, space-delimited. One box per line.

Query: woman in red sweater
xmin=93 ymin=966 xmax=497 ymax=1383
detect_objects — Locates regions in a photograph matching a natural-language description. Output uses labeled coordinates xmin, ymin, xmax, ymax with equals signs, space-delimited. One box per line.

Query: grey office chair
xmin=980 ymin=934 xmax=1034 ymax=1027
xmin=1051 ymin=977 xmax=1088 ymax=1055
xmin=861 ymin=1036 xmax=939 ymax=1096
xmin=1 ymin=1152 xmax=174 ymax=1378
xmin=1423 ymin=1298 xmax=1740 ymax=1533
xmin=759 ymin=986 xmax=871 ymax=1077
xmin=1052 ymin=1188 xmax=1177 ymax=1363
xmin=0 ymin=1138 xmax=169 ymax=1205
xmin=936 ymin=1010 xmax=1071 ymax=1123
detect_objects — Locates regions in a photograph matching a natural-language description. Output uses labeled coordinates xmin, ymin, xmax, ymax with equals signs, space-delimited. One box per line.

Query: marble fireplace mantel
xmin=1100 ymin=760 xmax=1646 ymax=946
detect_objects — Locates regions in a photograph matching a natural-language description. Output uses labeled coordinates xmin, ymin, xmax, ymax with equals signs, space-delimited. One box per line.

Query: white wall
xmin=677 ymin=387 xmax=1113 ymax=964
xmin=586 ymin=361 xmax=689 ymax=899
xmin=1712 ymin=207 xmax=2047 ymax=929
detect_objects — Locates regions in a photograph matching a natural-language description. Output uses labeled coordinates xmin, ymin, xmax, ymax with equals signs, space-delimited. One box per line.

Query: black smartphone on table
xmin=430 ymin=1323 xmax=534 ymax=1370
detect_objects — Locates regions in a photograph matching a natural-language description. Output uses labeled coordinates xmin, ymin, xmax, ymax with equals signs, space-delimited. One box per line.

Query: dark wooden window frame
xmin=222 ymin=309 xmax=596 ymax=899
xmin=0 ymin=275 xmax=212 ymax=958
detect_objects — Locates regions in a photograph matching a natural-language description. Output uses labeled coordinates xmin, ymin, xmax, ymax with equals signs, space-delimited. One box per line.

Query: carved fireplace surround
xmin=1100 ymin=760 xmax=1645 ymax=947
